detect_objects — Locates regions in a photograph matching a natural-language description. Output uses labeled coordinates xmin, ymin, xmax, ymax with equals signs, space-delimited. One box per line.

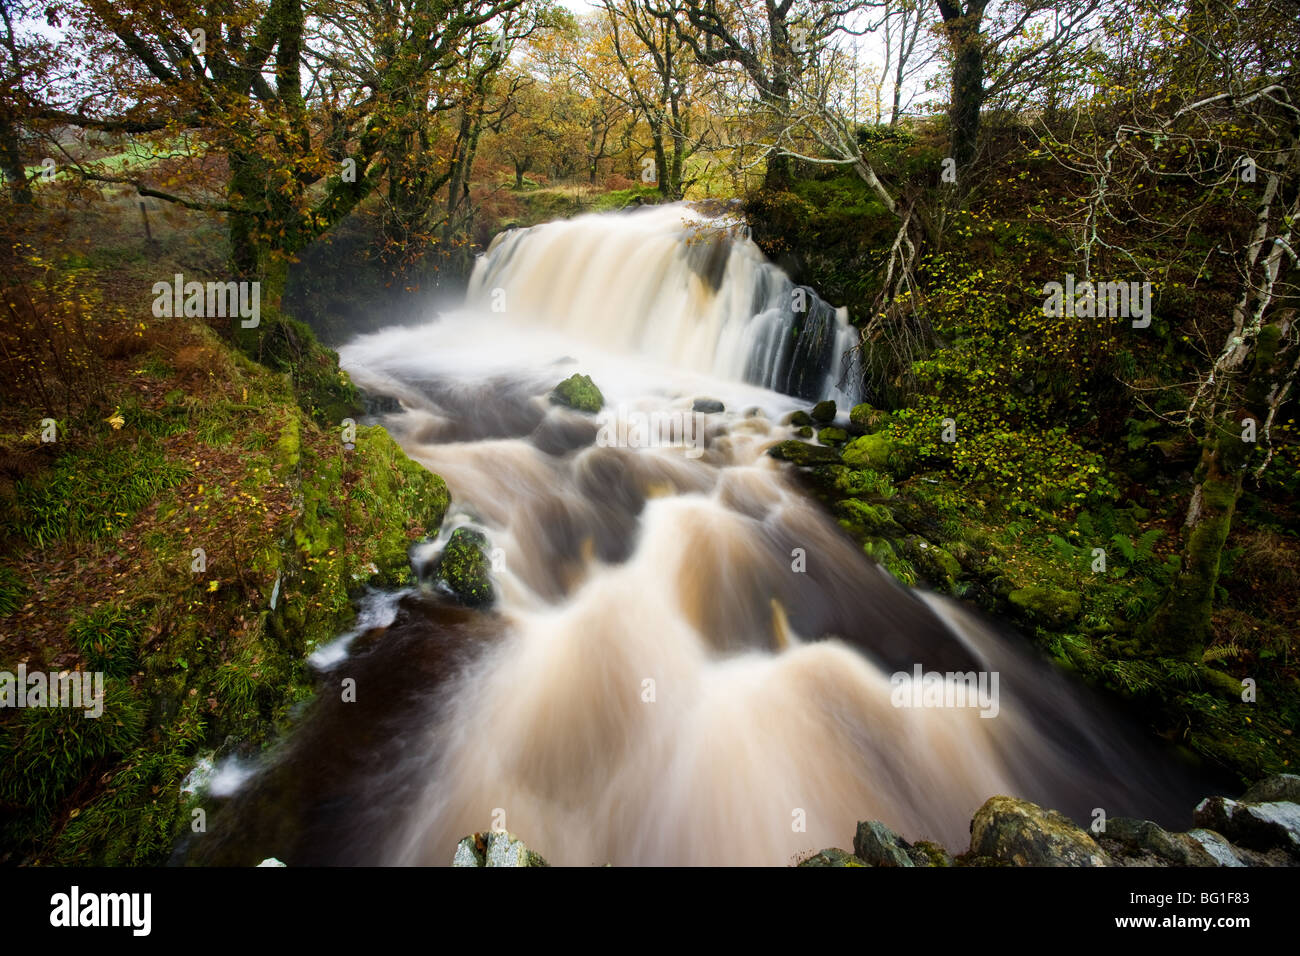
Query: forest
xmin=0 ymin=0 xmax=1297 ymax=874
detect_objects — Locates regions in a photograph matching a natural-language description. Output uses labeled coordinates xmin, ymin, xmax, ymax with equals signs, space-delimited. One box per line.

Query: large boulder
xmin=435 ymin=527 xmax=495 ymax=608
xmin=969 ymin=796 xmax=1110 ymax=866
xmin=550 ymin=373 xmax=604 ymax=413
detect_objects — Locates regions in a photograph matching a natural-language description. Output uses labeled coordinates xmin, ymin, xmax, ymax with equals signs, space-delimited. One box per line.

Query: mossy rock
xmin=1008 ymin=586 xmax=1081 ymax=627
xmin=849 ymin=402 xmax=886 ymax=434
xmin=842 ymin=432 xmax=896 ymax=471
xmin=550 ymin=373 xmax=604 ymax=413
xmin=834 ymin=499 xmax=904 ymax=538
xmin=435 ymin=528 xmax=495 ymax=608
xmin=903 ymin=538 xmax=963 ymax=588
xmin=811 ymin=400 xmax=837 ymax=423
xmin=767 ymin=440 xmax=843 ymax=467
xmin=788 ymin=410 xmax=814 ymax=427
xmin=798 ymin=847 xmax=866 ymax=867
xmin=817 ymin=426 xmax=848 ymax=446
xmin=969 ymin=795 xmax=1110 ymax=866
xmin=796 ymin=425 xmax=814 ymax=439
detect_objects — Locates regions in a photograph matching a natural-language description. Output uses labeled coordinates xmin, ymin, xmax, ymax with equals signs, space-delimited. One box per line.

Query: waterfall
xmin=466 ymin=204 xmax=863 ymax=404
xmin=187 ymin=205 xmax=1208 ymax=868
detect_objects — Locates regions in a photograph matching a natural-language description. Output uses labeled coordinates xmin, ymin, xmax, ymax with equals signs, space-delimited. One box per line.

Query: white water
xmin=319 ymin=204 xmax=1198 ymax=866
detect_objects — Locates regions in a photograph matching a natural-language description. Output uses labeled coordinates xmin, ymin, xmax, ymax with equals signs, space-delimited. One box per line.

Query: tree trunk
xmin=936 ymin=1 xmax=987 ymax=171
xmin=0 ymin=116 xmax=31 ymax=204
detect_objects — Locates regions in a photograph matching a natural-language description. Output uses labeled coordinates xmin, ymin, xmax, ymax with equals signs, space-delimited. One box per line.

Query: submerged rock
xmin=550 ymin=373 xmax=604 ymax=413
xmin=969 ymin=796 xmax=1109 ymax=866
xmin=692 ymin=398 xmax=725 ymax=414
xmin=767 ymin=440 xmax=842 ymax=466
xmin=434 ymin=527 xmax=495 ymax=608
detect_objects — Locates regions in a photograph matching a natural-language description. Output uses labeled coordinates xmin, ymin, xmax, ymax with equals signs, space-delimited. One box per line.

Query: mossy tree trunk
xmin=1142 ymin=148 xmax=1299 ymax=660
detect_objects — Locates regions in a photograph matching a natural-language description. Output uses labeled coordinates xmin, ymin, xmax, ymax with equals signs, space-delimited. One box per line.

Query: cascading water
xmin=467 ymin=204 xmax=864 ymax=405
xmin=188 ymin=203 xmax=1209 ymax=867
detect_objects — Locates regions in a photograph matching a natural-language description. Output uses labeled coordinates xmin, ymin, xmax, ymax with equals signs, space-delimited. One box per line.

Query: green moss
xmin=842 ymin=432 xmax=896 ymax=471
xmin=817 ymin=426 xmax=848 ymax=446
xmin=835 ymin=499 xmax=903 ymax=538
xmin=436 ymin=527 xmax=495 ymax=607
xmin=1008 ymin=586 xmax=1082 ymax=627
xmin=850 ymin=403 xmax=886 ymax=433
xmin=768 ymin=440 xmax=843 ymax=466
xmin=550 ymin=373 xmax=605 ymax=413
xmin=904 ymin=539 xmax=963 ymax=588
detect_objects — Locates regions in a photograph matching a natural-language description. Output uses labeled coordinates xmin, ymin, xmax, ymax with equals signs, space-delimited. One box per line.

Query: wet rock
xmin=767 ymin=440 xmax=842 ymax=466
xmin=1102 ymin=817 xmax=1218 ymax=866
xmin=1194 ymin=795 xmax=1300 ymax=853
xmin=1185 ymin=828 xmax=1247 ymax=867
xmin=1008 ymin=586 xmax=1081 ymax=627
xmin=841 ymin=432 xmax=895 ymax=471
xmin=811 ymin=400 xmax=837 ymax=423
xmin=798 ymin=848 xmax=865 ymax=867
xmin=788 ymin=410 xmax=814 ymax=427
xmin=434 ymin=527 xmax=495 ymax=608
xmin=817 ymin=426 xmax=848 ymax=446
xmin=796 ymin=425 xmax=814 ymax=439
xmin=550 ymin=373 xmax=604 ymax=413
xmin=1240 ymin=773 xmax=1300 ymax=805
xmin=969 ymin=796 xmax=1109 ymax=866
xmin=452 ymin=831 xmax=549 ymax=867
xmin=849 ymin=402 xmax=886 ymax=434
xmin=853 ymin=820 xmax=914 ymax=867
xmin=692 ymin=398 xmax=725 ymax=414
